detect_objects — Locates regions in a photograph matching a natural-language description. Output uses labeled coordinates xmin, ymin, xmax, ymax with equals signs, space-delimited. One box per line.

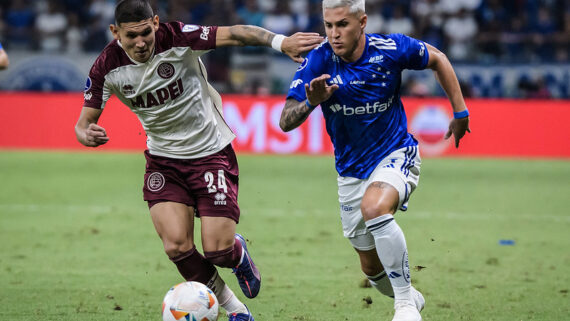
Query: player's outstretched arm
xmin=75 ymin=107 xmax=109 ymax=147
xmin=280 ymin=98 xmax=313 ymax=132
xmin=426 ymin=43 xmax=471 ymax=148
xmin=280 ymin=74 xmax=339 ymax=132
xmin=216 ymin=25 xmax=323 ymax=63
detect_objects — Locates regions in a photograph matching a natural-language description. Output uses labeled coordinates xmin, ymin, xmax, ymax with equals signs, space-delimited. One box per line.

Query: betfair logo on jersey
xmin=329 ymin=96 xmax=394 ymax=115
xmin=130 ymin=78 xmax=184 ymax=108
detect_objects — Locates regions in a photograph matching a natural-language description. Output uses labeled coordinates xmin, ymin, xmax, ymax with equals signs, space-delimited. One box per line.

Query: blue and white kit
xmin=287 ymin=33 xmax=430 ymax=243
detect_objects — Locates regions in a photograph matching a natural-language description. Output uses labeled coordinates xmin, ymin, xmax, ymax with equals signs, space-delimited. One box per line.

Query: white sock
xmin=365 ymin=214 xmax=412 ymax=302
xmin=367 ymin=270 xmax=394 ymax=298
xmin=218 ymin=285 xmax=248 ymax=315
xmin=206 ymin=271 xmax=247 ymax=314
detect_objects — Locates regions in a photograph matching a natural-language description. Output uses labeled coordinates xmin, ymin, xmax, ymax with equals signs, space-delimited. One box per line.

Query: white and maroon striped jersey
xmin=83 ymin=22 xmax=235 ymax=159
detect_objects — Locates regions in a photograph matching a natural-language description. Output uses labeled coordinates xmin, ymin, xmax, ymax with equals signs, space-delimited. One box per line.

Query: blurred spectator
xmin=166 ymin=0 xmax=192 ymax=23
xmin=553 ymin=10 xmax=570 ymax=62
xmin=384 ymin=4 xmax=414 ymax=35
xmin=35 ymin=0 xmax=68 ymax=52
xmin=262 ymin=1 xmax=298 ymax=35
xmin=501 ymin=16 xmax=530 ymax=62
xmin=517 ymin=75 xmax=552 ymax=99
xmin=530 ymin=5 xmax=558 ymax=61
xmin=412 ymin=0 xmax=445 ymax=32
xmin=236 ymin=0 xmax=265 ymax=27
xmin=84 ymin=0 xmax=114 ymax=52
xmin=0 ymin=0 xmax=567 ymax=97
xmin=306 ymin=0 xmax=325 ymax=34
xmin=402 ymin=76 xmax=430 ymax=97
xmin=3 ymin=0 xmax=36 ymax=50
xmin=65 ymin=12 xmax=83 ymax=53
xmin=443 ymin=8 xmax=478 ymax=61
xmin=201 ymin=0 xmax=239 ymax=90
xmin=366 ymin=0 xmax=385 ymax=34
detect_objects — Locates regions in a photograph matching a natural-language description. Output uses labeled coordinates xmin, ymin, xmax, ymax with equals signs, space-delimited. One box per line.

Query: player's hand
xmin=84 ymin=123 xmax=109 ymax=147
xmin=305 ymin=74 xmax=339 ymax=106
xmin=445 ymin=117 xmax=470 ymax=148
xmin=282 ymin=32 xmax=324 ymax=63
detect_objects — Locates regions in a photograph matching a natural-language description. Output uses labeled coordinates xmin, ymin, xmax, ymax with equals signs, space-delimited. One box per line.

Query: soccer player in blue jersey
xmin=280 ymin=1 xmax=470 ymax=320
xmin=0 ymin=42 xmax=9 ymax=70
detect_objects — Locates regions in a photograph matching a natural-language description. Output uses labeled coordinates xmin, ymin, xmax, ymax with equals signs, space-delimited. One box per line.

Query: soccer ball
xmin=162 ymin=281 xmax=219 ymax=321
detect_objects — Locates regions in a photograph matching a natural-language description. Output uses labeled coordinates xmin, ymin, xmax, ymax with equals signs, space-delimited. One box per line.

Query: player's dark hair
xmin=115 ymin=0 xmax=154 ymax=25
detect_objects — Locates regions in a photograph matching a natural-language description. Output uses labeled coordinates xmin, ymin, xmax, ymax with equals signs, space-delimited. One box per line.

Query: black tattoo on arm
xmin=229 ymin=25 xmax=274 ymax=47
xmin=279 ymin=99 xmax=313 ymax=132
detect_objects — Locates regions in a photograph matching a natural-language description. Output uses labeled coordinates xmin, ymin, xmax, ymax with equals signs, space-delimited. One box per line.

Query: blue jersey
xmin=287 ymin=33 xmax=429 ymax=179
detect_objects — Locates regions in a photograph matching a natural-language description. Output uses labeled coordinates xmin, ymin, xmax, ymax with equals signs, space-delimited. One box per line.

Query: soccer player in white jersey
xmin=74 ymin=1 xmax=323 ymax=320
xmin=280 ymin=1 xmax=470 ymax=320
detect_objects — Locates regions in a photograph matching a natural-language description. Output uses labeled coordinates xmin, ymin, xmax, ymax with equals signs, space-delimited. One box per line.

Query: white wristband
xmin=271 ymin=34 xmax=286 ymax=52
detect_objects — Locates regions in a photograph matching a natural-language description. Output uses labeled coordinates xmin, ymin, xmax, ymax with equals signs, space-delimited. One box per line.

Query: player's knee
xmin=163 ymin=238 xmax=194 ymax=258
xmin=204 ymin=241 xmax=242 ymax=268
xmin=361 ymin=201 xmax=395 ymax=221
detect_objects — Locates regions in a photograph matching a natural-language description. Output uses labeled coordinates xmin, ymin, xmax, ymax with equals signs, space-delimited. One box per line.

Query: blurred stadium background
xmin=0 ymin=0 xmax=568 ymax=98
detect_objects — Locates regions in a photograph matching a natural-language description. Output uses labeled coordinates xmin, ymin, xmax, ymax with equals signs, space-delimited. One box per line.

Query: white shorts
xmin=337 ymin=146 xmax=421 ymax=250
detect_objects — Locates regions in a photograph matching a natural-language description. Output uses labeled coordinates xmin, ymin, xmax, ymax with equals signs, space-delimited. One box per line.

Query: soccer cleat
xmin=411 ymin=286 xmax=425 ymax=312
xmin=232 ymin=234 xmax=261 ymax=298
xmin=392 ymin=301 xmax=422 ymax=321
xmin=227 ymin=305 xmax=254 ymax=321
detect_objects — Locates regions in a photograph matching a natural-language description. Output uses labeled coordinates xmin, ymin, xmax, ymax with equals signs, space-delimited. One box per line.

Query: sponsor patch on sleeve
xmin=84 ymin=77 xmax=92 ymax=92
xmin=182 ymin=24 xmax=200 ymax=33
xmin=297 ymin=58 xmax=308 ymax=71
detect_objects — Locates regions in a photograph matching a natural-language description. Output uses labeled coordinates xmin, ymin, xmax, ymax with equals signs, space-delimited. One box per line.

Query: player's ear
xmin=110 ymin=24 xmax=120 ymax=40
xmin=360 ymin=14 xmax=367 ymax=31
xmin=152 ymin=15 xmax=160 ymax=31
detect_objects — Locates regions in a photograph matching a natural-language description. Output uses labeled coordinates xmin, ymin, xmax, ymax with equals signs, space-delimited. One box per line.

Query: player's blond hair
xmin=322 ymin=0 xmax=366 ymax=16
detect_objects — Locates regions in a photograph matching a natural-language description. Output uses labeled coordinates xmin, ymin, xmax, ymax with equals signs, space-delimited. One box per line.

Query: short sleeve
xmin=158 ymin=22 xmax=218 ymax=51
xmin=286 ymin=46 xmax=327 ymax=102
xmin=394 ymin=34 xmax=429 ymax=70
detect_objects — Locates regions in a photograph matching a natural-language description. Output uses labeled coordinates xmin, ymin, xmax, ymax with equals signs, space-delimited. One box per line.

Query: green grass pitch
xmin=0 ymin=150 xmax=568 ymax=321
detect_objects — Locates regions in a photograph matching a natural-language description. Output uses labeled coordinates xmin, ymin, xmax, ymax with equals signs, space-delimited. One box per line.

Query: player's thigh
xmin=365 ymin=146 xmax=421 ymax=214
xmin=361 ymin=181 xmax=400 ymax=219
xmin=150 ymin=201 xmax=196 ymax=251
xmin=200 ymin=216 xmax=237 ymax=252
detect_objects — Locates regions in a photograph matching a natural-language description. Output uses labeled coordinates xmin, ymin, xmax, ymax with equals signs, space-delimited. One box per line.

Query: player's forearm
xmin=280 ymin=99 xmax=312 ymax=132
xmin=433 ymin=64 xmax=466 ymax=112
xmin=428 ymin=48 xmax=466 ymax=112
xmin=227 ymin=25 xmax=275 ymax=47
